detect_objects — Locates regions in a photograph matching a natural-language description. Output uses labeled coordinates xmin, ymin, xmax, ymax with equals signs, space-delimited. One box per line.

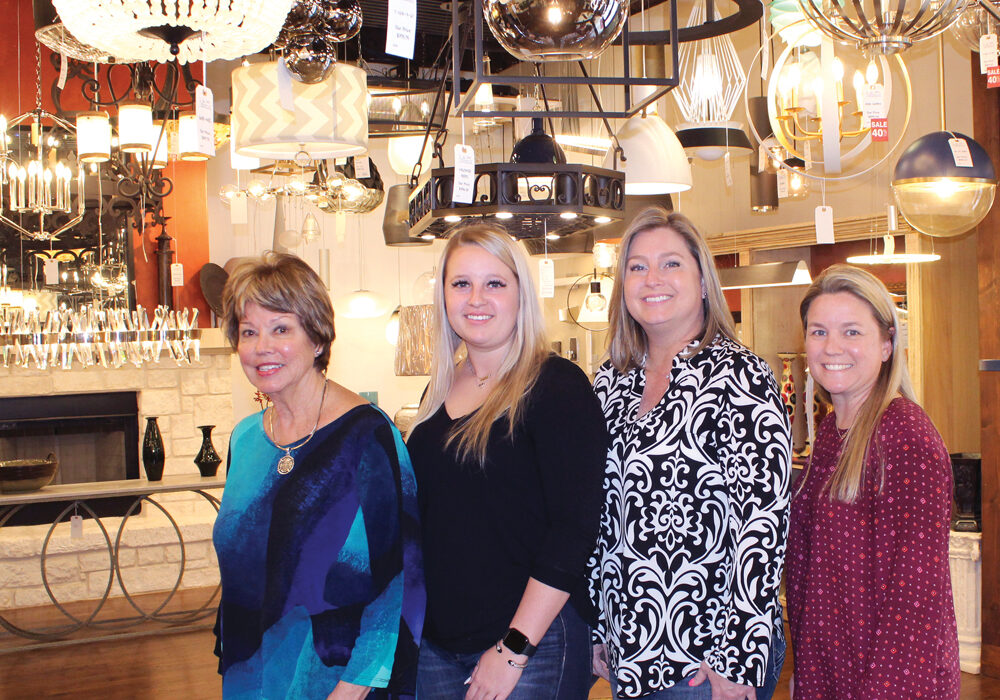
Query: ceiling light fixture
xmin=718 ymin=261 xmax=812 ymax=289
xmin=52 ymin=0 xmax=294 ymax=64
xmin=604 ymin=115 xmax=692 ymax=194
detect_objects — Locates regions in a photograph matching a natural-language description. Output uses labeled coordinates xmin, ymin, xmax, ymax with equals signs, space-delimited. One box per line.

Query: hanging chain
xmin=35 ymin=40 xmax=43 ymax=111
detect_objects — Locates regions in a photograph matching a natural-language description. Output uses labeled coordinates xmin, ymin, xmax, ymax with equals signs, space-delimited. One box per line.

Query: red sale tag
xmin=988 ymin=66 xmax=1000 ymax=88
xmin=870 ymin=117 xmax=888 ymax=142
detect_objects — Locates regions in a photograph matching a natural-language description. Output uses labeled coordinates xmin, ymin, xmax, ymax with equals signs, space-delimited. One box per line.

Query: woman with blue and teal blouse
xmin=214 ymin=251 xmax=424 ymax=699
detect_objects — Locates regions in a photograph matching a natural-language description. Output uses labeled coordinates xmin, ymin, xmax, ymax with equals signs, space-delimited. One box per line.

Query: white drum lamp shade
xmin=231 ymin=61 xmax=368 ymax=160
xmin=118 ymin=101 xmax=153 ymax=154
xmin=605 ymin=115 xmax=692 ymax=195
xmin=76 ymin=111 xmax=111 ymax=163
xmin=178 ymin=112 xmax=209 ymax=162
xmin=388 ymin=135 xmax=434 ymax=176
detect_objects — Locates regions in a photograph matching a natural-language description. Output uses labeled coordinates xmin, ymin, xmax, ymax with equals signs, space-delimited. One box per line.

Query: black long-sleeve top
xmin=407 ymin=355 xmax=608 ymax=653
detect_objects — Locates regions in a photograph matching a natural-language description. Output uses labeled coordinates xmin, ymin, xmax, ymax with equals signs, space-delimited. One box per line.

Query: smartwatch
xmin=501 ymin=628 xmax=537 ymax=658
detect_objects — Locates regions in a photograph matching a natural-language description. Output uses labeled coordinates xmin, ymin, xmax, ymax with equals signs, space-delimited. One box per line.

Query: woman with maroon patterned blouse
xmin=787 ymin=264 xmax=959 ymax=700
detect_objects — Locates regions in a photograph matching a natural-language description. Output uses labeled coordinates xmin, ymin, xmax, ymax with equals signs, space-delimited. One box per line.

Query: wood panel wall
xmin=972 ymin=60 xmax=1000 ymax=679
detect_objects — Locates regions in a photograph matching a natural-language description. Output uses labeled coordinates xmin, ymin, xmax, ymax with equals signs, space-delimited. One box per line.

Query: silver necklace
xmin=267 ymin=380 xmax=328 ymax=475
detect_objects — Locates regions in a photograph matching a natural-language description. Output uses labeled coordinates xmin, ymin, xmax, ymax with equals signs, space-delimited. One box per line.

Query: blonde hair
xmin=221 ymin=251 xmax=335 ymax=372
xmin=607 ymin=207 xmax=738 ymax=372
xmin=410 ymin=223 xmax=549 ymax=465
xmin=798 ymin=264 xmax=915 ymax=503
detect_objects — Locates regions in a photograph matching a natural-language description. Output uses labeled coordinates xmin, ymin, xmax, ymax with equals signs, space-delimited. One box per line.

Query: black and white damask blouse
xmin=589 ymin=336 xmax=791 ymax=698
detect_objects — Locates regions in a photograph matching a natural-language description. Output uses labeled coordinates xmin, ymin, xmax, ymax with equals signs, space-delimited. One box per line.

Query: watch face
xmin=503 ymin=628 xmax=530 ymax=654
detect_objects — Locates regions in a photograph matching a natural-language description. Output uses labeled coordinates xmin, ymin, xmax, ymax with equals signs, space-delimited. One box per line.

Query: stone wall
xmin=0 ymin=341 xmax=233 ymax=612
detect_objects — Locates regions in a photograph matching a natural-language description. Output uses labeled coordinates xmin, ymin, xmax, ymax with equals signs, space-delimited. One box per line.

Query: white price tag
xmin=815 ymin=205 xmax=835 ymax=244
xmin=170 ymin=262 xmax=185 ymax=287
xmin=230 ymin=191 xmax=248 ymax=225
xmin=981 ymin=34 xmax=998 ymax=73
xmin=335 ymin=212 xmax=346 ymax=243
xmin=776 ymin=169 xmax=789 ymax=199
xmin=538 ymin=258 xmax=555 ymax=299
xmin=353 ymin=155 xmax=371 ymax=179
xmin=70 ymin=514 xmax=83 ymax=539
xmin=948 ymin=137 xmax=975 ymax=167
xmin=386 ymin=0 xmax=417 ymax=59
xmin=724 ymin=151 xmax=733 ymax=188
xmin=862 ymin=84 xmax=886 ymax=125
xmin=58 ymin=53 xmax=68 ymax=90
xmin=276 ymin=58 xmax=295 ymax=111
xmin=758 ymin=143 xmax=769 ymax=169
xmin=803 ymin=141 xmax=813 ymax=171
xmin=195 ymin=85 xmax=216 ymax=157
xmin=43 ymin=258 xmax=59 ymax=285
xmin=452 ymin=144 xmax=476 ymax=205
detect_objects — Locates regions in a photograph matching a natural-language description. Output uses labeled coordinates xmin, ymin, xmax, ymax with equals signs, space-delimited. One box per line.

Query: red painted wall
xmin=0 ymin=0 xmax=210 ymax=324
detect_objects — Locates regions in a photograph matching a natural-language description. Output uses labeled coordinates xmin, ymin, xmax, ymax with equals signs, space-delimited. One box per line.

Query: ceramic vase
xmin=194 ymin=425 xmax=222 ymax=477
xmin=777 ymin=353 xmax=797 ymax=425
xmin=951 ymin=453 xmax=982 ymax=532
xmin=142 ymin=416 xmax=165 ymax=482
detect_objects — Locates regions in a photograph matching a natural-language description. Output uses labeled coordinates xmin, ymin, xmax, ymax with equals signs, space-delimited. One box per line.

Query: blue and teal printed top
xmin=213 ymin=404 xmax=424 ymax=699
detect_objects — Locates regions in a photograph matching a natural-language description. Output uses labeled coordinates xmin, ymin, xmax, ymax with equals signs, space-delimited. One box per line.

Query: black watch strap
xmin=501 ymin=628 xmax=537 ymax=658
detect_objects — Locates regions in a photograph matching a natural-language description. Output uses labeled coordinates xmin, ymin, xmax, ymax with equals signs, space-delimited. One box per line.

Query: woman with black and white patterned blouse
xmin=589 ymin=208 xmax=791 ymax=700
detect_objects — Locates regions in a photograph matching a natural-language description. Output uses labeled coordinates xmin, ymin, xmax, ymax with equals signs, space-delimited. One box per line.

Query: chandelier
xmin=795 ymin=0 xmax=968 ymax=54
xmin=0 ymin=305 xmax=201 ymax=370
xmin=51 ymin=0 xmax=294 ymax=64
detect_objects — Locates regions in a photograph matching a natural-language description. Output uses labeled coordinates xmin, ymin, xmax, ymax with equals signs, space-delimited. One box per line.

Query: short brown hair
xmin=607 ymin=207 xmax=737 ymax=372
xmin=221 ymin=251 xmax=335 ymax=371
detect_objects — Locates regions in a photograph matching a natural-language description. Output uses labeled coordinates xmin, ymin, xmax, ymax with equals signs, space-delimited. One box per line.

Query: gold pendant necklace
xmin=267 ymin=379 xmax=328 ymax=475
xmin=466 ymin=358 xmax=490 ymax=388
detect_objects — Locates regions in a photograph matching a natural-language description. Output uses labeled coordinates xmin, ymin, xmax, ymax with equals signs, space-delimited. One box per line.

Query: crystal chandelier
xmin=0 ymin=305 xmax=201 ymax=370
xmin=52 ymin=0 xmax=295 ymax=65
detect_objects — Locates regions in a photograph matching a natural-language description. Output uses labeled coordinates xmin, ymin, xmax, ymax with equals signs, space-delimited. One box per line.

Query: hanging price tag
xmin=195 ymin=85 xmax=216 ymax=157
xmin=538 ymin=258 xmax=555 ymax=298
xmin=230 ymin=191 xmax=248 ymax=225
xmin=989 ymin=65 xmax=1000 ymax=88
xmin=335 ymin=211 xmax=346 ymax=243
xmin=949 ymin=138 xmax=975 ymax=167
xmin=58 ymin=53 xmax=68 ymax=90
xmin=70 ymin=514 xmax=83 ymax=539
xmin=869 ymin=117 xmax=889 ymax=142
xmin=776 ymin=169 xmax=789 ymax=199
xmin=43 ymin=258 xmax=59 ymax=285
xmin=862 ymin=84 xmax=886 ymax=125
xmin=452 ymin=144 xmax=476 ymax=204
xmin=815 ymin=205 xmax=835 ymax=244
xmin=981 ymin=34 xmax=998 ymax=73
xmin=353 ymin=155 xmax=371 ymax=179
xmin=803 ymin=141 xmax=813 ymax=171
xmin=386 ymin=0 xmax=417 ymax=59
xmin=724 ymin=151 xmax=733 ymax=188
xmin=276 ymin=58 xmax=295 ymax=111
xmin=170 ymin=262 xmax=185 ymax=287
xmin=758 ymin=143 xmax=769 ymax=169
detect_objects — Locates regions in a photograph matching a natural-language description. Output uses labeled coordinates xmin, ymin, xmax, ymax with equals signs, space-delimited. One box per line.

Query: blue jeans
xmin=608 ymin=626 xmax=785 ymax=700
xmin=416 ymin=604 xmax=592 ymax=699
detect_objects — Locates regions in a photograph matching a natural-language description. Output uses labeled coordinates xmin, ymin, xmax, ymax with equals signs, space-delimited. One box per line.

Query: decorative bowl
xmin=0 ymin=455 xmax=59 ymax=493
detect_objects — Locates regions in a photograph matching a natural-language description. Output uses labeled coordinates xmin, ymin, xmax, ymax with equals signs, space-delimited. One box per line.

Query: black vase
xmin=950 ymin=452 xmax=982 ymax=532
xmin=194 ymin=425 xmax=222 ymax=478
xmin=142 ymin=417 xmax=165 ymax=482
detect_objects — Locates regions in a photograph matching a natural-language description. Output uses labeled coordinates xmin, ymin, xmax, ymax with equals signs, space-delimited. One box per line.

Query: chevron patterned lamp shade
xmin=231 ymin=61 xmax=368 ymax=160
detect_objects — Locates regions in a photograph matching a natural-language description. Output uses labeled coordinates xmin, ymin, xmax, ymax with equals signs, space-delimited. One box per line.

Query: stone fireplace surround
xmin=0 ymin=330 xmax=234 ymax=611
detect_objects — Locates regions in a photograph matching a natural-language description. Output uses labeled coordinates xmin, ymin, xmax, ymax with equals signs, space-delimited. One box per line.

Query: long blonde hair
xmin=799 ymin=264 xmax=915 ymax=502
xmin=607 ymin=207 xmax=738 ymax=372
xmin=409 ymin=223 xmax=549 ymax=465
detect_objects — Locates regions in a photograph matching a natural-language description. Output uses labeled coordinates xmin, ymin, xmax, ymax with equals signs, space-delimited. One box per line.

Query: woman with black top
xmin=406 ymin=223 xmax=607 ymax=700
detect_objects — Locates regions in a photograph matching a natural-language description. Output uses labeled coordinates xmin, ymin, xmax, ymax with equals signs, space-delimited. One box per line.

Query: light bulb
xmin=934 ymin=179 xmax=961 ymax=198
xmin=547 ymin=2 xmax=562 ymax=24
xmin=866 ymin=59 xmax=879 ymax=85
xmin=831 ymin=57 xmax=844 ymax=81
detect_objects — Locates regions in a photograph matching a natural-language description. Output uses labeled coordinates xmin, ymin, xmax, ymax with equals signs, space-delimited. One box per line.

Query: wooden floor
xmin=0 ymin=600 xmax=997 ymax=699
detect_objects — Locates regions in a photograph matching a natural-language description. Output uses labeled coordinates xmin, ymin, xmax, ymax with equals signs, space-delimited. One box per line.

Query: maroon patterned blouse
xmin=786 ymin=397 xmax=960 ymax=699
